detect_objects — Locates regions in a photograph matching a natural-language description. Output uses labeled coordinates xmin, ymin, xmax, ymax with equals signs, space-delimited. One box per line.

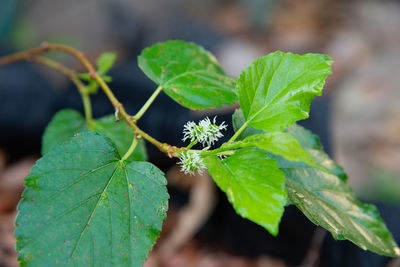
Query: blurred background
xmin=0 ymin=0 xmax=400 ymax=266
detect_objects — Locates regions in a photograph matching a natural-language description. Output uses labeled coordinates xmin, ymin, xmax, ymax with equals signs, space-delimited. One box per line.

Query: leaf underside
xmin=279 ymin=125 xmax=400 ymax=257
xmin=138 ymin=40 xmax=237 ymax=110
xmin=285 ymin=168 xmax=400 ymax=257
xmin=16 ymin=131 xmax=169 ymax=266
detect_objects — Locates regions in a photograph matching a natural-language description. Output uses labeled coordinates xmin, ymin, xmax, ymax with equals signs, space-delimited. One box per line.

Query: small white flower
xmin=182 ymin=121 xmax=199 ymax=143
xmin=177 ymin=151 xmax=206 ymax=176
xmin=182 ymin=116 xmax=227 ymax=147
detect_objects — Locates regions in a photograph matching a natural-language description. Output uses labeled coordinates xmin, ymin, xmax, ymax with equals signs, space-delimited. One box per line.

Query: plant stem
xmin=30 ymin=56 xmax=93 ymax=129
xmin=133 ymin=86 xmax=163 ymax=120
xmin=92 ymin=72 xmax=122 ymax=112
xmin=30 ymin=56 xmax=86 ymax=93
xmin=81 ymin=93 xmax=93 ymax=130
xmin=121 ymin=136 xmax=138 ymax=161
xmin=0 ymin=43 xmax=181 ymax=157
xmin=186 ymin=140 xmax=198 ymax=150
xmin=199 ymin=142 xmax=245 ymax=156
xmin=228 ymin=121 xmax=249 ymax=143
xmin=0 ymin=42 xmax=97 ymax=73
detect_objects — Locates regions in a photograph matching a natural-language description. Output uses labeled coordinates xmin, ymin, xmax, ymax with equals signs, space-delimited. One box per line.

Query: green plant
xmin=0 ymin=40 xmax=398 ymax=266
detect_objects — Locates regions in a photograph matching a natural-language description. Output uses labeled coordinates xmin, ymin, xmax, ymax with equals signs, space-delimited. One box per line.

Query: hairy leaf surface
xmin=42 ymin=109 xmax=147 ymax=161
xmin=138 ymin=40 xmax=237 ymax=109
xmin=16 ymin=131 xmax=169 ymax=266
xmin=204 ymin=148 xmax=286 ymax=235
xmin=237 ymin=51 xmax=332 ymax=132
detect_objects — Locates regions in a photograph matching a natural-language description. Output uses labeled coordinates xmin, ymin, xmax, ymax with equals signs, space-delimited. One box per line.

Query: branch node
xmin=40 ymin=42 xmax=50 ymax=51
xmin=89 ymin=71 xmax=96 ymax=80
xmin=128 ymin=116 xmax=137 ymax=124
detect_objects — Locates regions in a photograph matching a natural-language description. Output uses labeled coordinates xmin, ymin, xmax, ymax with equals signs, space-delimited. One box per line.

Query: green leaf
xmin=77 ymin=52 xmax=115 ymax=95
xmin=42 ymin=109 xmax=147 ymax=161
xmin=243 ymin=132 xmax=315 ymax=167
xmin=138 ymin=40 xmax=237 ymax=110
xmin=78 ymin=73 xmax=112 ymax=83
xmin=231 ymin=114 xmax=399 ymax=255
xmin=77 ymin=73 xmax=98 ymax=94
xmin=204 ymin=148 xmax=286 ymax=235
xmin=41 ymin=109 xmax=87 ymax=155
xmin=237 ymin=51 xmax=332 ymax=132
xmin=97 ymin=52 xmax=117 ymax=75
xmin=86 ymin=80 xmax=99 ymax=94
xmin=284 ymin=167 xmax=400 ymax=257
xmin=78 ymin=73 xmax=91 ymax=81
xmin=102 ymin=75 xmax=112 ymax=83
xmin=16 ymin=131 xmax=169 ymax=266
xmin=269 ymin=126 xmax=399 ymax=256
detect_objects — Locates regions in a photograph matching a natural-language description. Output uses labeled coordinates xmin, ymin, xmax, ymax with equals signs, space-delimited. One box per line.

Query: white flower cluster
xmin=182 ymin=117 xmax=227 ymax=147
xmin=177 ymin=151 xmax=206 ymax=176
xmin=179 ymin=117 xmax=227 ymax=176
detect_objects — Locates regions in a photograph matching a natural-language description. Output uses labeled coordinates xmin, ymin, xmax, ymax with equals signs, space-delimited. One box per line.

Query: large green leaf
xmin=272 ymin=125 xmax=399 ymax=256
xmin=204 ymin=148 xmax=286 ymax=235
xmin=138 ymin=40 xmax=237 ymax=110
xmin=232 ymin=112 xmax=399 ymax=255
xmin=42 ymin=109 xmax=147 ymax=161
xmin=284 ymin=167 xmax=400 ymax=257
xmin=41 ymin=109 xmax=87 ymax=155
xmin=16 ymin=131 xmax=169 ymax=266
xmin=236 ymin=51 xmax=332 ymax=132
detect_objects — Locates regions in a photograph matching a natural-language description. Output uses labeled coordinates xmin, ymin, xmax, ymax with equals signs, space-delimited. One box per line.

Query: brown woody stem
xmin=0 ymin=42 xmax=181 ymax=157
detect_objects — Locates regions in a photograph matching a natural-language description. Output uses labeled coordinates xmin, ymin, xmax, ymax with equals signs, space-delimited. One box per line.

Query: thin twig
xmin=0 ymin=43 xmax=181 ymax=157
xmin=29 ymin=56 xmax=93 ymax=129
